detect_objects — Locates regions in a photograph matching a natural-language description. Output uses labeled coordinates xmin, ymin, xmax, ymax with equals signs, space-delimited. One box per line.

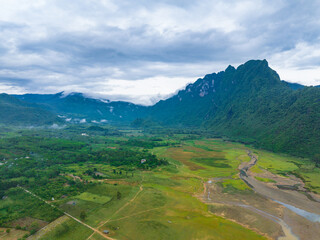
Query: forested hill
xmin=13 ymin=92 xmax=147 ymax=123
xmin=5 ymin=59 xmax=320 ymax=161
xmin=0 ymin=93 xmax=60 ymax=125
xmin=148 ymin=60 xmax=320 ymax=161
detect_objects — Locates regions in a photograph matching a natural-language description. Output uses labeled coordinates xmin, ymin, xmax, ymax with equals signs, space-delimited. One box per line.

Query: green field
xmin=1 ymin=127 xmax=319 ymax=239
xmin=39 ymin=218 xmax=93 ymax=240
xmin=75 ymin=192 xmax=112 ymax=204
xmin=254 ymin=177 xmax=276 ymax=183
xmin=254 ymin=149 xmax=320 ymax=193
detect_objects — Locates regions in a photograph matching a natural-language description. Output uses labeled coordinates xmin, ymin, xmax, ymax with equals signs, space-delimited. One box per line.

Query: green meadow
xmin=75 ymin=192 xmax=112 ymax=204
xmin=1 ymin=128 xmax=319 ymax=240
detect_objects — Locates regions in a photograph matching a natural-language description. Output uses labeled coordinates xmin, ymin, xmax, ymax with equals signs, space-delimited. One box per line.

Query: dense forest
xmin=0 ymin=128 xmax=169 ymax=229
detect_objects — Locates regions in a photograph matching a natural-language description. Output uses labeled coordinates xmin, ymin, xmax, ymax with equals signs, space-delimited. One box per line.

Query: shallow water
xmin=274 ymin=200 xmax=320 ymax=223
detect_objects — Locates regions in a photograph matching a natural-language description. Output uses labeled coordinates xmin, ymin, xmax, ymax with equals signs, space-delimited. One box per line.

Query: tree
xmin=117 ymin=191 xmax=121 ymax=200
xmin=313 ymin=154 xmax=320 ymax=167
xmin=6 ymin=229 xmax=10 ymax=233
xmin=31 ymin=221 xmax=39 ymax=230
xmin=80 ymin=211 xmax=87 ymax=220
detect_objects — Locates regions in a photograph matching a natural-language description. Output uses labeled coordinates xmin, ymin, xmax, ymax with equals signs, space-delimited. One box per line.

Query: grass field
xmin=97 ymin=174 xmax=265 ymax=240
xmin=14 ymin=137 xmax=319 ymax=239
xmin=39 ymin=218 xmax=93 ymax=240
xmin=0 ymin=227 xmax=28 ymax=240
xmin=254 ymin=149 xmax=320 ymax=193
xmin=75 ymin=192 xmax=112 ymax=204
xmin=39 ymin=138 xmax=267 ymax=240
xmin=220 ymin=178 xmax=252 ymax=191
xmin=88 ymin=139 xmax=268 ymax=240
xmin=254 ymin=177 xmax=276 ymax=183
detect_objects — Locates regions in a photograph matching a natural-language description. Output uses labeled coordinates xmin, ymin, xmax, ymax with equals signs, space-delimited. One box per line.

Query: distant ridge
xmin=13 ymin=92 xmax=147 ymax=124
xmin=0 ymin=93 xmax=60 ymax=125
xmin=282 ymin=81 xmax=320 ymax=90
xmin=6 ymin=59 xmax=320 ymax=162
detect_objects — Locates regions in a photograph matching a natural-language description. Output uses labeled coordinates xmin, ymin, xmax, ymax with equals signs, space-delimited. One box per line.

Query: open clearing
xmin=0 ymin=227 xmax=28 ymax=240
xmin=76 ymin=192 xmax=112 ymax=204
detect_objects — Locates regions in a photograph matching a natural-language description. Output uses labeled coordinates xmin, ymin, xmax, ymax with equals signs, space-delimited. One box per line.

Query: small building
xmin=103 ymin=230 xmax=110 ymax=234
xmin=67 ymin=200 xmax=77 ymax=205
xmin=141 ymin=159 xmax=147 ymax=164
xmin=94 ymin=172 xmax=104 ymax=177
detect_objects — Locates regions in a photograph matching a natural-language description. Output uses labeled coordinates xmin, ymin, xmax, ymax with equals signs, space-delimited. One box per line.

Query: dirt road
xmin=19 ymin=186 xmax=115 ymax=240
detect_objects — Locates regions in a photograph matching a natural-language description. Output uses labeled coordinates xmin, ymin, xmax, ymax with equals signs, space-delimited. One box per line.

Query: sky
xmin=0 ymin=0 xmax=320 ymax=105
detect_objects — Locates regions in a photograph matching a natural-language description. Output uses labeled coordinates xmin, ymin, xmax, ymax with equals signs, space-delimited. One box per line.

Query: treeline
xmin=0 ymin=188 xmax=63 ymax=227
xmin=0 ymin=135 xmax=168 ymax=196
xmin=119 ymin=138 xmax=171 ymax=149
xmin=93 ymin=148 xmax=168 ymax=168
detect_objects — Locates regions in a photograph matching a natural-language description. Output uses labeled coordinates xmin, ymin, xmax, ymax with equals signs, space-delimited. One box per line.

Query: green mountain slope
xmin=7 ymin=60 xmax=320 ymax=162
xmin=0 ymin=94 xmax=60 ymax=125
xmin=14 ymin=92 xmax=147 ymax=124
xmin=149 ymin=60 xmax=320 ymax=161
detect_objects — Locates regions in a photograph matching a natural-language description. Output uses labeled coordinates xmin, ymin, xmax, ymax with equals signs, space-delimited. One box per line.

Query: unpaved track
xmin=21 ymin=176 xmax=147 ymax=240
xmin=97 ymin=182 xmax=144 ymax=229
xmin=108 ymin=206 xmax=165 ymax=223
xmin=18 ymin=186 xmax=115 ymax=240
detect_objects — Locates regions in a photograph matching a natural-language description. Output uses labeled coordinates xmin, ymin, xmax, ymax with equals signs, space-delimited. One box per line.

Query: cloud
xmin=0 ymin=0 xmax=319 ymax=104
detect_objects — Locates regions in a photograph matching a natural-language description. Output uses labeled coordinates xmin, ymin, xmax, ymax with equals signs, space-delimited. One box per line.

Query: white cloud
xmin=269 ymin=41 xmax=320 ymax=85
xmin=0 ymin=0 xmax=319 ymax=103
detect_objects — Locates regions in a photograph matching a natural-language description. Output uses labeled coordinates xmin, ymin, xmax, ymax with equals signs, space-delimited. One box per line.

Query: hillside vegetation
xmin=5 ymin=60 xmax=320 ymax=162
xmin=0 ymin=94 xmax=59 ymax=125
xmin=148 ymin=60 xmax=320 ymax=162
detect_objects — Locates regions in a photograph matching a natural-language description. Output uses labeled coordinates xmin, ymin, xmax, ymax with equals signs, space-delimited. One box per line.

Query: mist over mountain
xmin=3 ymin=59 xmax=320 ymax=161
xmin=0 ymin=93 xmax=60 ymax=125
xmin=13 ymin=92 xmax=147 ymax=124
xmin=147 ymin=60 xmax=320 ymax=160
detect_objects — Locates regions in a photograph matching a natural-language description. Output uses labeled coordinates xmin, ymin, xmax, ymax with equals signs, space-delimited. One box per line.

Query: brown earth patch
xmin=99 ymin=179 xmax=138 ymax=186
xmin=166 ymin=148 xmax=205 ymax=170
xmin=9 ymin=217 xmax=48 ymax=231
xmin=0 ymin=227 xmax=29 ymax=240
xmin=209 ymin=204 xmax=279 ymax=239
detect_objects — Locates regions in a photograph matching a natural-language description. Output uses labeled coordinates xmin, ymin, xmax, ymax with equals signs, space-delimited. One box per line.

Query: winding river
xmin=238 ymin=151 xmax=320 ymax=239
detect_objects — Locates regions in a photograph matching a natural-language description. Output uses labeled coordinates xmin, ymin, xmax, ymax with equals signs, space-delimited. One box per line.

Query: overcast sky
xmin=0 ymin=0 xmax=319 ymax=105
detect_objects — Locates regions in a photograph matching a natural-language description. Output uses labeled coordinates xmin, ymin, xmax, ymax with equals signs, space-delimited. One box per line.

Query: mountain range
xmin=12 ymin=92 xmax=146 ymax=124
xmin=0 ymin=93 xmax=60 ymax=125
xmin=1 ymin=59 xmax=320 ymax=161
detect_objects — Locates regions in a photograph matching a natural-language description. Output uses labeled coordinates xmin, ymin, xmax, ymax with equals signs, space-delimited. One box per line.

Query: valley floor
xmin=1 ymin=133 xmax=319 ymax=240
